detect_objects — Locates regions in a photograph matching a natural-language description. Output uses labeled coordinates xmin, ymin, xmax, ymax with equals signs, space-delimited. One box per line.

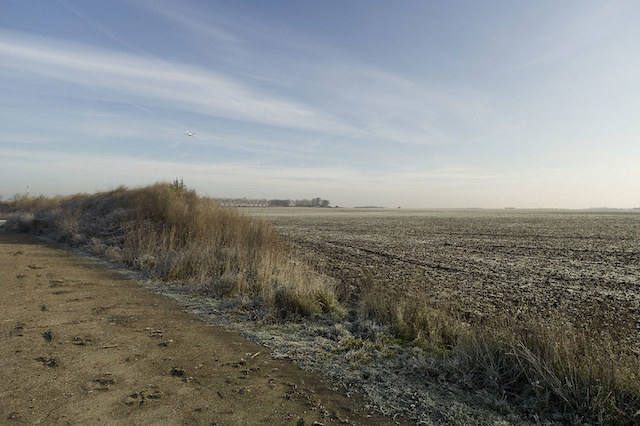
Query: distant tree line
xmin=216 ymin=197 xmax=330 ymax=207
xmin=270 ymin=197 xmax=330 ymax=207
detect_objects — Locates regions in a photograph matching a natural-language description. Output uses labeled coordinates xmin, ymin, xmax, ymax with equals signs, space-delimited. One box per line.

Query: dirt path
xmin=0 ymin=232 xmax=392 ymax=425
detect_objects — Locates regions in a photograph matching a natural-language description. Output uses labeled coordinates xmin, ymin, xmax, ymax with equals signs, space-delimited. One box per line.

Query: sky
xmin=1 ymin=0 xmax=640 ymax=208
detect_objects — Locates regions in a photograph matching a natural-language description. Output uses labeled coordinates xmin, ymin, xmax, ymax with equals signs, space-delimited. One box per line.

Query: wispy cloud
xmin=0 ymin=98 xmax=180 ymax=147
xmin=130 ymin=0 xmax=240 ymax=46
xmin=0 ymin=147 xmax=490 ymax=202
xmin=0 ymin=29 xmax=353 ymax=136
xmin=506 ymin=3 xmax=622 ymax=73
xmin=2 ymin=143 xmax=639 ymax=208
xmin=57 ymin=0 xmax=157 ymax=59
xmin=0 ymin=27 xmax=497 ymax=153
xmin=119 ymin=1 xmax=496 ymax=148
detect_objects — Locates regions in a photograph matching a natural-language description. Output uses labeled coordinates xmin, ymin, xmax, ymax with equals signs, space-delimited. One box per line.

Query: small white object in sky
xmin=185 ymin=131 xmax=196 ymax=136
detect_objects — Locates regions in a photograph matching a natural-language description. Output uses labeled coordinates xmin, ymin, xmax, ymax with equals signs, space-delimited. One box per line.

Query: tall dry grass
xmin=359 ymin=282 xmax=640 ymax=424
xmin=4 ymin=182 xmax=341 ymax=319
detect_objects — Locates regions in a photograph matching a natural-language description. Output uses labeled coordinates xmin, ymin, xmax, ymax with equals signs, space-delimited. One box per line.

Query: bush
xmin=6 ymin=212 xmax=36 ymax=232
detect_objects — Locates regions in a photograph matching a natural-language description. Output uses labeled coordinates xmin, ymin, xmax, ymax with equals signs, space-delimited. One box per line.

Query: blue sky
xmin=2 ymin=0 xmax=639 ymax=208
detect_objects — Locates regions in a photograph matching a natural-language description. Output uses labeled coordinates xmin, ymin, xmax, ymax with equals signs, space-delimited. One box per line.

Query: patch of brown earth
xmin=0 ymin=232 xmax=395 ymax=425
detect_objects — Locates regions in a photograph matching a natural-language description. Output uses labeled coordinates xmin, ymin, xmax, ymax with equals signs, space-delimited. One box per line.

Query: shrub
xmin=6 ymin=211 xmax=36 ymax=232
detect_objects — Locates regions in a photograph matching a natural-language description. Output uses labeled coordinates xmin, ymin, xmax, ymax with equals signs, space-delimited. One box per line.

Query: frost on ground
xmin=146 ymin=282 xmax=529 ymax=425
xmin=254 ymin=208 xmax=640 ymax=354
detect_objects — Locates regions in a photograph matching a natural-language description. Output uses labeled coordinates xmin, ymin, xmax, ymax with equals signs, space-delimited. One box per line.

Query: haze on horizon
xmin=2 ymin=1 xmax=639 ymax=209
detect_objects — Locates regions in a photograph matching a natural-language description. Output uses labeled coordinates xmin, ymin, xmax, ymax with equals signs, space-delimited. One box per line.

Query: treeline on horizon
xmin=216 ymin=197 xmax=330 ymax=207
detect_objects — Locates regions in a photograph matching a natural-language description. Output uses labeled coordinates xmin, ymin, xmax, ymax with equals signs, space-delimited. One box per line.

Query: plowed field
xmin=245 ymin=208 xmax=640 ymax=353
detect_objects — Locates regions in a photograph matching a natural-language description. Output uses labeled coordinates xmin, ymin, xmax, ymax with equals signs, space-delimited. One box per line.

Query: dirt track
xmin=0 ymin=231 xmax=390 ymax=425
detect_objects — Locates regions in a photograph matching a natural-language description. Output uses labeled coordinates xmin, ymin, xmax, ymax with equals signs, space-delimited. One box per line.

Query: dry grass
xmin=359 ymin=286 xmax=640 ymax=424
xmin=3 ymin=182 xmax=341 ymax=319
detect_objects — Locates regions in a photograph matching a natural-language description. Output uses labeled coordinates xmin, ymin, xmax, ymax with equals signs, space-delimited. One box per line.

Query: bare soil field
xmin=0 ymin=231 xmax=391 ymax=425
xmin=244 ymin=208 xmax=640 ymax=354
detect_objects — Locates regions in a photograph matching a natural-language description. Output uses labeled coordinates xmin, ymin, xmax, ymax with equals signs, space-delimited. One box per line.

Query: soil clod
xmin=71 ymin=336 xmax=92 ymax=345
xmin=92 ymin=374 xmax=115 ymax=390
xmin=34 ymin=356 xmax=57 ymax=367
xmin=170 ymin=367 xmax=186 ymax=377
xmin=125 ymin=387 xmax=163 ymax=406
xmin=11 ymin=323 xmax=25 ymax=337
